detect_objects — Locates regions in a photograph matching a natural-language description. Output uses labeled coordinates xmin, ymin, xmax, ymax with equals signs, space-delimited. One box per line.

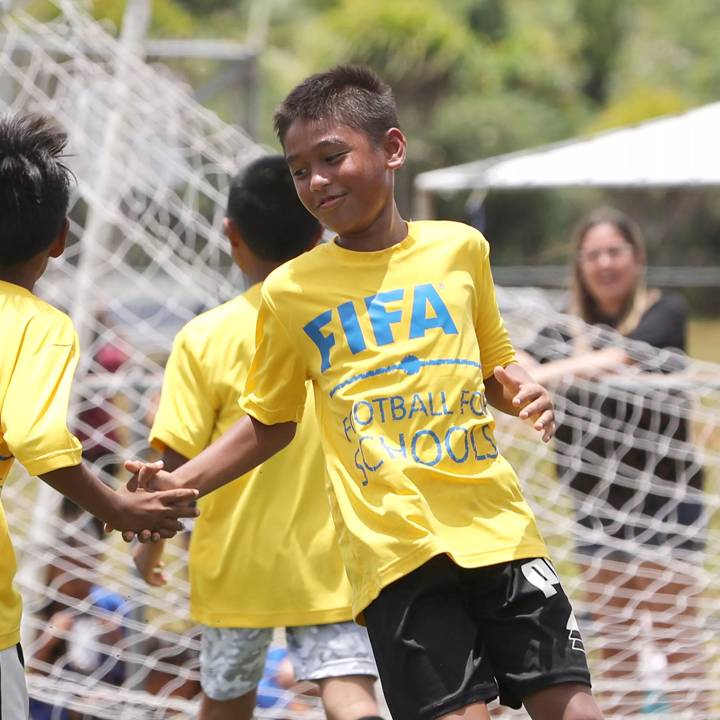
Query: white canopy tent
xmin=414 ymin=102 xmax=720 ymax=204
xmin=413 ymin=102 xmax=720 ymax=287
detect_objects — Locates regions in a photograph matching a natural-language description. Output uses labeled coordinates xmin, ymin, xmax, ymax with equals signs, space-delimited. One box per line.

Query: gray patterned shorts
xmin=200 ymin=622 xmax=377 ymax=701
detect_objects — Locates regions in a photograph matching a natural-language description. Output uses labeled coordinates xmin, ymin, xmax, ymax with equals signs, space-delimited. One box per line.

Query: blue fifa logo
xmin=303 ymin=283 xmax=458 ymax=372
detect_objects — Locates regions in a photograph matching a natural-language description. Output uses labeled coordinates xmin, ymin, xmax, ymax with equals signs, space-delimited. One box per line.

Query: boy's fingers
xmin=164 ymin=504 xmax=199 ymax=520
xmin=121 ymin=530 xmax=135 ymax=543
xmin=533 ymin=408 xmax=554 ymax=429
xmin=134 ymin=519 xmax=184 ymax=541
xmin=493 ymin=365 xmax=518 ymax=391
xmin=519 ymin=397 xmax=549 ymax=420
xmin=540 ymin=417 xmax=556 ymax=442
xmin=512 ymin=385 xmax=539 ymax=405
xmin=149 ymin=569 xmax=167 ymax=587
xmin=158 ymin=488 xmax=199 ymax=505
xmin=157 ymin=527 xmax=180 ymax=539
xmin=123 ymin=459 xmax=143 ymax=473
xmin=123 ymin=459 xmax=149 ymax=492
xmin=531 ymin=409 xmax=555 ymax=442
xmin=136 ymin=461 xmax=164 ymax=491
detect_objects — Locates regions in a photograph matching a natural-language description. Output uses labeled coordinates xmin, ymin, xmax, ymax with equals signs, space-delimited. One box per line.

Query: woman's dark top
xmin=526 ymin=293 xmax=704 ymax=551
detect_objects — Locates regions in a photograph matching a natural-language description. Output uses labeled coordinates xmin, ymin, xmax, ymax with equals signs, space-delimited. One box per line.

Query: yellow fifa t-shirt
xmin=149 ymin=283 xmax=353 ymax=628
xmin=0 ymin=280 xmax=83 ymax=649
xmin=241 ymin=221 xmax=548 ymax=618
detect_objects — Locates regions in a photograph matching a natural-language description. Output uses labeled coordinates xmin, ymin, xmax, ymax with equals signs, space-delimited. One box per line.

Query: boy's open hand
xmin=493 ymin=365 xmax=556 ymax=442
xmin=133 ymin=541 xmax=168 ymax=587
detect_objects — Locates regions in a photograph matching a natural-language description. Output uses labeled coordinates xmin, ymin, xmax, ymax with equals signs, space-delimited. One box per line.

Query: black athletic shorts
xmin=363 ymin=554 xmax=592 ymax=720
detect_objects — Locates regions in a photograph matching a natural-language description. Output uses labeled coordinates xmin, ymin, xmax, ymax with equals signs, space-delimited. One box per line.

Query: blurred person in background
xmin=29 ymin=499 xmax=128 ymax=720
xmin=73 ymin=310 xmax=130 ymax=480
xmin=255 ymin=645 xmax=317 ymax=717
xmin=520 ymin=207 xmax=706 ymax=715
xmin=133 ymin=156 xmax=381 ymax=720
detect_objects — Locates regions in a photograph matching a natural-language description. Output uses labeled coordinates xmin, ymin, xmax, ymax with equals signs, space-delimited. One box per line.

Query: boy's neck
xmin=244 ymin=257 xmax=282 ymax=287
xmin=0 ymin=264 xmax=38 ymax=292
xmin=336 ymin=205 xmax=408 ymax=252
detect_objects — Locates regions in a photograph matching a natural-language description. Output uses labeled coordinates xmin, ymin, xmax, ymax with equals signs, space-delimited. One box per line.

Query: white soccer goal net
xmin=496 ymin=288 xmax=720 ymax=719
xmin=1 ymin=2 xmax=719 ymax=719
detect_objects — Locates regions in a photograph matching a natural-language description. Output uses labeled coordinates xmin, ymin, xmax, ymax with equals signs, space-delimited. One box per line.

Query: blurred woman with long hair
xmin=521 ymin=207 xmax=706 ymax=715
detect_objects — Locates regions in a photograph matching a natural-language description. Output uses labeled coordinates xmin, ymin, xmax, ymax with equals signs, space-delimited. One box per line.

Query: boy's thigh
xmin=199 ymin=625 xmax=273 ymax=701
xmin=286 ymin=620 xmax=377 ymax=682
xmin=364 ymin=555 xmax=498 ymax=720
xmin=472 ymin=557 xmax=592 ymax=709
xmin=0 ymin=643 xmax=28 ymax=719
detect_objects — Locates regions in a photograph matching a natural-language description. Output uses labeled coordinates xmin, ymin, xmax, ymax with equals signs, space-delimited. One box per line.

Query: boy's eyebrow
xmin=285 ymin=137 xmax=349 ymax=165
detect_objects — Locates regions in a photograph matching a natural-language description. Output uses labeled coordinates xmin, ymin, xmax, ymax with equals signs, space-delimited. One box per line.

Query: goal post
xmin=1 ymin=2 xmax=718 ymax=718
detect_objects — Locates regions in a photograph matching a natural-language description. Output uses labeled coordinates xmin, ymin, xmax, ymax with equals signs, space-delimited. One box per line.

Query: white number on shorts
xmin=521 ymin=558 xmax=561 ymax=598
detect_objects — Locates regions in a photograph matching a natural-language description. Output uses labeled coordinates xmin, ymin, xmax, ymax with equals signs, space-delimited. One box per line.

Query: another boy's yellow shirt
xmin=0 ymin=280 xmax=83 ymax=649
xmin=149 ymin=283 xmax=354 ymax=627
xmin=241 ymin=221 xmax=548 ymax=619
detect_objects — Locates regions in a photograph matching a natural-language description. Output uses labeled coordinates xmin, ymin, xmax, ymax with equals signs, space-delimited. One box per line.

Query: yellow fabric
xmin=0 ymin=280 xmax=83 ymax=649
xmin=149 ymin=283 xmax=353 ymax=627
xmin=241 ymin=221 xmax=548 ymax=618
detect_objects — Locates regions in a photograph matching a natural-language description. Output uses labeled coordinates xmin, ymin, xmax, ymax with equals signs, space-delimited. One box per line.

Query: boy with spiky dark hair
xmin=0 ymin=113 xmax=198 ymax=718
xmin=133 ymin=156 xmax=381 ymax=720
xmin=130 ymin=67 xmax=603 ymax=720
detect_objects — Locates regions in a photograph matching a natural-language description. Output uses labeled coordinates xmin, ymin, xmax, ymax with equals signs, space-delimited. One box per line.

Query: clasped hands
xmin=108 ymin=460 xmax=190 ymax=543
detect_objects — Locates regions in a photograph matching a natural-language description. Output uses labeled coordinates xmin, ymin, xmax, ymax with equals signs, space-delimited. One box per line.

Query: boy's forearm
xmin=40 ymin=463 xmax=120 ymax=525
xmin=172 ymin=415 xmax=296 ymax=497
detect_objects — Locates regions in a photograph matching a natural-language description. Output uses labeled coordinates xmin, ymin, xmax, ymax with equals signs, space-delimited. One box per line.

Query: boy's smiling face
xmin=284 ymin=119 xmax=405 ymax=241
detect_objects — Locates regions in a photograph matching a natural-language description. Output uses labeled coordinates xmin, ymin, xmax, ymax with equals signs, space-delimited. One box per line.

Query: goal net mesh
xmin=1 ymin=2 xmax=718 ymax=719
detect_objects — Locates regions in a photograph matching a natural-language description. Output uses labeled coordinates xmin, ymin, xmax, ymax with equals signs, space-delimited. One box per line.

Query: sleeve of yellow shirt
xmin=149 ymin=329 xmax=219 ymax=459
xmin=240 ymin=291 xmax=308 ymax=425
xmin=473 ymin=234 xmax=517 ymax=379
xmin=2 ymin=313 xmax=82 ymax=476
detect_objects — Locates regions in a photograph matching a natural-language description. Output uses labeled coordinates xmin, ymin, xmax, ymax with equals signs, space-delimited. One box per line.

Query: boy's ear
xmin=223 ymin=217 xmax=239 ymax=246
xmin=224 ymin=216 xmax=252 ymax=272
xmin=48 ymin=218 xmax=70 ymax=258
xmin=384 ymin=128 xmax=406 ymax=171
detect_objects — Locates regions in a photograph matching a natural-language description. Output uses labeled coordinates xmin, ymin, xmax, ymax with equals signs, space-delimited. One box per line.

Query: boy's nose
xmin=310 ymin=171 xmax=330 ymax=192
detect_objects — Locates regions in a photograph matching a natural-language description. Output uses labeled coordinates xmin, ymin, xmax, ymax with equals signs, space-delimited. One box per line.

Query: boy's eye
xmin=326 ymin=151 xmax=347 ymax=164
xmin=290 ymin=167 xmax=308 ymax=179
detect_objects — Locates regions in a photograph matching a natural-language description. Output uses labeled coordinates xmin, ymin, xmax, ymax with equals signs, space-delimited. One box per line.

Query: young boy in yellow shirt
xmin=129 ymin=67 xmax=604 ymax=720
xmin=133 ymin=156 xmax=381 ymax=720
xmin=0 ymin=113 xmax=199 ymax=719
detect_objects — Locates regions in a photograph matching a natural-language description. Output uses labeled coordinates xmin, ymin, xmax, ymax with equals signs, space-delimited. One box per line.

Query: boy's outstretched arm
xmin=484 ymin=363 xmax=555 ymax=443
xmin=39 ymin=463 xmax=199 ymax=536
xmin=130 ymin=415 xmax=297 ymax=497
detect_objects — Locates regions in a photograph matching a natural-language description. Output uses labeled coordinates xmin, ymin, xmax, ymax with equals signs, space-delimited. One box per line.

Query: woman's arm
xmin=518 ymin=346 xmax=631 ymax=385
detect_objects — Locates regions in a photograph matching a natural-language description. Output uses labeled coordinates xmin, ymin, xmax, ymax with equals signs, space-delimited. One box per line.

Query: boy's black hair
xmin=0 ymin=113 xmax=73 ymax=266
xmin=226 ymin=155 xmax=321 ymax=263
xmin=273 ymin=65 xmax=399 ymax=147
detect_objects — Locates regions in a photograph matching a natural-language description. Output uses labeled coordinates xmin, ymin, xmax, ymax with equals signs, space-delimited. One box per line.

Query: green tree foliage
xmin=24 ymin=0 xmax=720 ymax=301
xmin=575 ymin=0 xmax=625 ymax=104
